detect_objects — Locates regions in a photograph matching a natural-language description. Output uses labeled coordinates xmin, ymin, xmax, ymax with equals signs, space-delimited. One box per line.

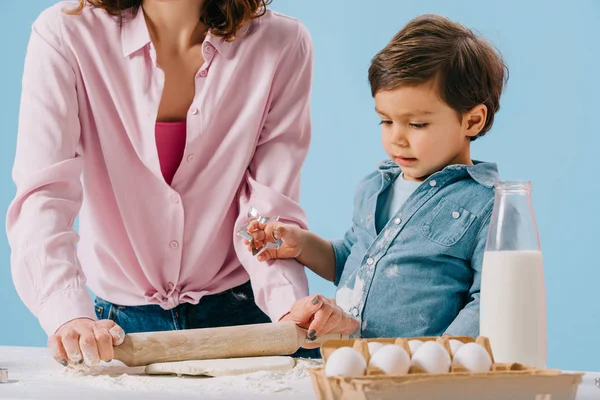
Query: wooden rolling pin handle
xmin=295 ymin=326 xmax=347 ymax=346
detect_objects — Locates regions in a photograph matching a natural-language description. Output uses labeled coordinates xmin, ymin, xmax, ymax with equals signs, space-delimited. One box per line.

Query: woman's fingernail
xmin=107 ymin=359 xmax=112 ymax=363
xmin=111 ymin=330 xmax=122 ymax=341
xmin=307 ymin=330 xmax=317 ymax=341
xmin=60 ymin=359 xmax=68 ymax=367
xmin=312 ymin=295 xmax=320 ymax=305
xmin=78 ymin=359 xmax=84 ymax=364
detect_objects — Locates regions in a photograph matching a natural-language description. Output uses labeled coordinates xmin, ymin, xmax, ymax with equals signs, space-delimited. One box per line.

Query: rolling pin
xmin=112 ymin=321 xmax=344 ymax=367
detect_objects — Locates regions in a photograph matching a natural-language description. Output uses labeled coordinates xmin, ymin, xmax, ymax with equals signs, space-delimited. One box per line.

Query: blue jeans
xmin=94 ymin=280 xmax=320 ymax=359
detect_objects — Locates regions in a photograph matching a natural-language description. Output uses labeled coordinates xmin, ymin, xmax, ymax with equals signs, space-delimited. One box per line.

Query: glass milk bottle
xmin=479 ymin=181 xmax=547 ymax=368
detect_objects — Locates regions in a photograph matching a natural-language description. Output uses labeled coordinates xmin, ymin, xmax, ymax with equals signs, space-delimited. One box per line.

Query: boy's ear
xmin=464 ymin=104 xmax=488 ymax=138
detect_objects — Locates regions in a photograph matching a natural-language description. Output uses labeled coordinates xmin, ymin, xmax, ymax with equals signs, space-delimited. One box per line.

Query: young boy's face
xmin=375 ymin=78 xmax=484 ymax=182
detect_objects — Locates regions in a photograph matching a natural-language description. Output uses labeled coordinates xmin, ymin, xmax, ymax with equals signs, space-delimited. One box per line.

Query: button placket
xmin=166 ymin=190 xmax=185 ymax=294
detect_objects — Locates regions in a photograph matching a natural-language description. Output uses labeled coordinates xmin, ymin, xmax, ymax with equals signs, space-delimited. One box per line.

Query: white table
xmin=0 ymin=346 xmax=598 ymax=399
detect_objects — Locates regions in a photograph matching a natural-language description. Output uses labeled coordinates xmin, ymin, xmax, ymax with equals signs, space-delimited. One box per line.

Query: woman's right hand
xmin=244 ymin=220 xmax=304 ymax=262
xmin=48 ymin=318 xmax=125 ymax=366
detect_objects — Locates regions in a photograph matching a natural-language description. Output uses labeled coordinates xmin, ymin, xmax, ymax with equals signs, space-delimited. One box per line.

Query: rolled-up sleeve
xmin=330 ymin=224 xmax=358 ymax=286
xmin=233 ymin=24 xmax=314 ymax=322
xmin=5 ymin=13 xmax=95 ymax=336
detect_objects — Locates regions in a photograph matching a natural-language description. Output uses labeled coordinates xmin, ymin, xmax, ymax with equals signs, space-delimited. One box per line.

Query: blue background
xmin=1 ymin=0 xmax=598 ymax=371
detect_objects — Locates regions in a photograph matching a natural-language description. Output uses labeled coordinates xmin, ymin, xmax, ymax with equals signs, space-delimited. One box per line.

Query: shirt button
xmin=191 ymin=107 xmax=199 ymax=115
xmin=204 ymin=43 xmax=213 ymax=54
xmin=351 ymin=308 xmax=359 ymax=317
xmin=187 ymin=154 xmax=195 ymax=162
xmin=366 ymin=258 xmax=374 ymax=265
xmin=170 ymin=241 xmax=179 ymax=249
xmin=394 ymin=217 xmax=402 ymax=225
xmin=199 ymin=69 xmax=208 ymax=77
xmin=171 ymin=194 xmax=180 ymax=203
xmin=452 ymin=211 xmax=460 ymax=219
xmin=429 ymin=180 xmax=437 ymax=187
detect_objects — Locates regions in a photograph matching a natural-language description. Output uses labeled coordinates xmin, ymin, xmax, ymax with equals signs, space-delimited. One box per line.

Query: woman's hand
xmin=244 ymin=220 xmax=304 ymax=262
xmin=48 ymin=318 xmax=125 ymax=366
xmin=280 ymin=294 xmax=359 ymax=348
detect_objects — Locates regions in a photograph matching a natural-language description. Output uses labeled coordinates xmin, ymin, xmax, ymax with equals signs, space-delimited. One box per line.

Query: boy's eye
xmin=409 ymin=123 xmax=428 ymax=129
xmin=379 ymin=120 xmax=393 ymax=126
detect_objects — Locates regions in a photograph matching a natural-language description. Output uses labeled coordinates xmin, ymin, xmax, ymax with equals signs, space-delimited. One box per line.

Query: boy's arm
xmin=443 ymin=208 xmax=493 ymax=337
xmin=295 ymin=230 xmax=337 ymax=282
xmin=294 ymin=215 xmax=358 ymax=284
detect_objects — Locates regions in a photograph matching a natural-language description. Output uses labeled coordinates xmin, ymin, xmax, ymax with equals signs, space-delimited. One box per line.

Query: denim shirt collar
xmin=376 ymin=159 xmax=499 ymax=189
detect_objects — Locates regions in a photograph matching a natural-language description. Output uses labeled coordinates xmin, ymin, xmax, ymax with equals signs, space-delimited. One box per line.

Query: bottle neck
xmin=486 ymin=181 xmax=541 ymax=252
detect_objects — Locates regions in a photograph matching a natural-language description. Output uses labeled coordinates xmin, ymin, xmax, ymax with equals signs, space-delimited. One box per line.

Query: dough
xmin=145 ymin=356 xmax=296 ymax=377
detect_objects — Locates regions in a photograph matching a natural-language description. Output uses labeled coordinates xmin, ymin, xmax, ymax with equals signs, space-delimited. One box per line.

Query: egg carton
xmin=309 ymin=335 xmax=583 ymax=400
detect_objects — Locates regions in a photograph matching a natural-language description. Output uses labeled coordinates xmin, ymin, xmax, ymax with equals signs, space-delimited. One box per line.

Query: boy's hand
xmin=244 ymin=220 xmax=304 ymax=262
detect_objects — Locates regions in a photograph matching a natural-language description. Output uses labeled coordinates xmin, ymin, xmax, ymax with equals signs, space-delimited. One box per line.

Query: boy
xmin=245 ymin=14 xmax=507 ymax=339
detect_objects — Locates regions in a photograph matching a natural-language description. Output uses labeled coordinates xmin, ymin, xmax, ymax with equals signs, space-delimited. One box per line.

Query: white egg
xmin=368 ymin=344 xmax=411 ymax=375
xmin=367 ymin=341 xmax=385 ymax=356
xmin=325 ymin=347 xmax=367 ymax=377
xmin=408 ymin=339 xmax=423 ymax=355
xmin=410 ymin=341 xmax=451 ymax=374
xmin=452 ymin=342 xmax=492 ymax=373
xmin=449 ymin=339 xmax=464 ymax=356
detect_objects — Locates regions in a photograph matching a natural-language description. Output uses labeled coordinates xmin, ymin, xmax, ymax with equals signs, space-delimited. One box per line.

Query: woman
xmin=7 ymin=0 xmax=358 ymax=366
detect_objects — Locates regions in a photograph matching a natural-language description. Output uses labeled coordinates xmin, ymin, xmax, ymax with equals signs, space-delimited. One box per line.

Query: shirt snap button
xmin=452 ymin=211 xmax=460 ymax=219
xmin=366 ymin=258 xmax=374 ymax=265
xmin=429 ymin=180 xmax=437 ymax=187
xmin=394 ymin=217 xmax=402 ymax=225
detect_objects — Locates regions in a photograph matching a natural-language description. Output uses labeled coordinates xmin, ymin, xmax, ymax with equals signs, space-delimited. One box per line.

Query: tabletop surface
xmin=0 ymin=346 xmax=598 ymax=399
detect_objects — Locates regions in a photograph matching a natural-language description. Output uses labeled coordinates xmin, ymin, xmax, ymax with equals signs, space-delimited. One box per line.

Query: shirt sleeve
xmin=233 ymin=23 xmax=314 ymax=322
xmin=5 ymin=11 xmax=95 ymax=336
xmin=330 ymin=226 xmax=358 ymax=287
xmin=443 ymin=205 xmax=493 ymax=337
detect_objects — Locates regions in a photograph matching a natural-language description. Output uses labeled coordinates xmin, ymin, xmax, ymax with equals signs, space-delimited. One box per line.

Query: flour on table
xmin=49 ymin=358 xmax=323 ymax=396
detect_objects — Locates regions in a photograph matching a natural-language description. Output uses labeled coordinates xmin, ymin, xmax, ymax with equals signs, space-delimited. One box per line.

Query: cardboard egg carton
xmin=309 ymin=335 xmax=583 ymax=400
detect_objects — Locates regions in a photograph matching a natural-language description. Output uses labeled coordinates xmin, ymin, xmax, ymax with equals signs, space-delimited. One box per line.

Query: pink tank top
xmin=155 ymin=121 xmax=187 ymax=185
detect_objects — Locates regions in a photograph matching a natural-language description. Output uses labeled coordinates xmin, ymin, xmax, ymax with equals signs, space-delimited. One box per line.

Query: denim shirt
xmin=331 ymin=159 xmax=499 ymax=339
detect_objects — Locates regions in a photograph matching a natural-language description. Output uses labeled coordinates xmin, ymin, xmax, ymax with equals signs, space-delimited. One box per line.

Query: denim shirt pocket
xmin=421 ymin=198 xmax=476 ymax=246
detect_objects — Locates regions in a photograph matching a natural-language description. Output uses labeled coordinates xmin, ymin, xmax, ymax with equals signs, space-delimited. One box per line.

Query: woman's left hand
xmin=280 ymin=294 xmax=359 ymax=348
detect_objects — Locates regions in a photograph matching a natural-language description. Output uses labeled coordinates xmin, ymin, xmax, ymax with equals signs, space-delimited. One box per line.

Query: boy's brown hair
xmin=368 ymin=14 xmax=508 ymax=140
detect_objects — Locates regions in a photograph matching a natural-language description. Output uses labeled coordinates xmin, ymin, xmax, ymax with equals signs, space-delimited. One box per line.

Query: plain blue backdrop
xmin=0 ymin=1 xmax=598 ymax=371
